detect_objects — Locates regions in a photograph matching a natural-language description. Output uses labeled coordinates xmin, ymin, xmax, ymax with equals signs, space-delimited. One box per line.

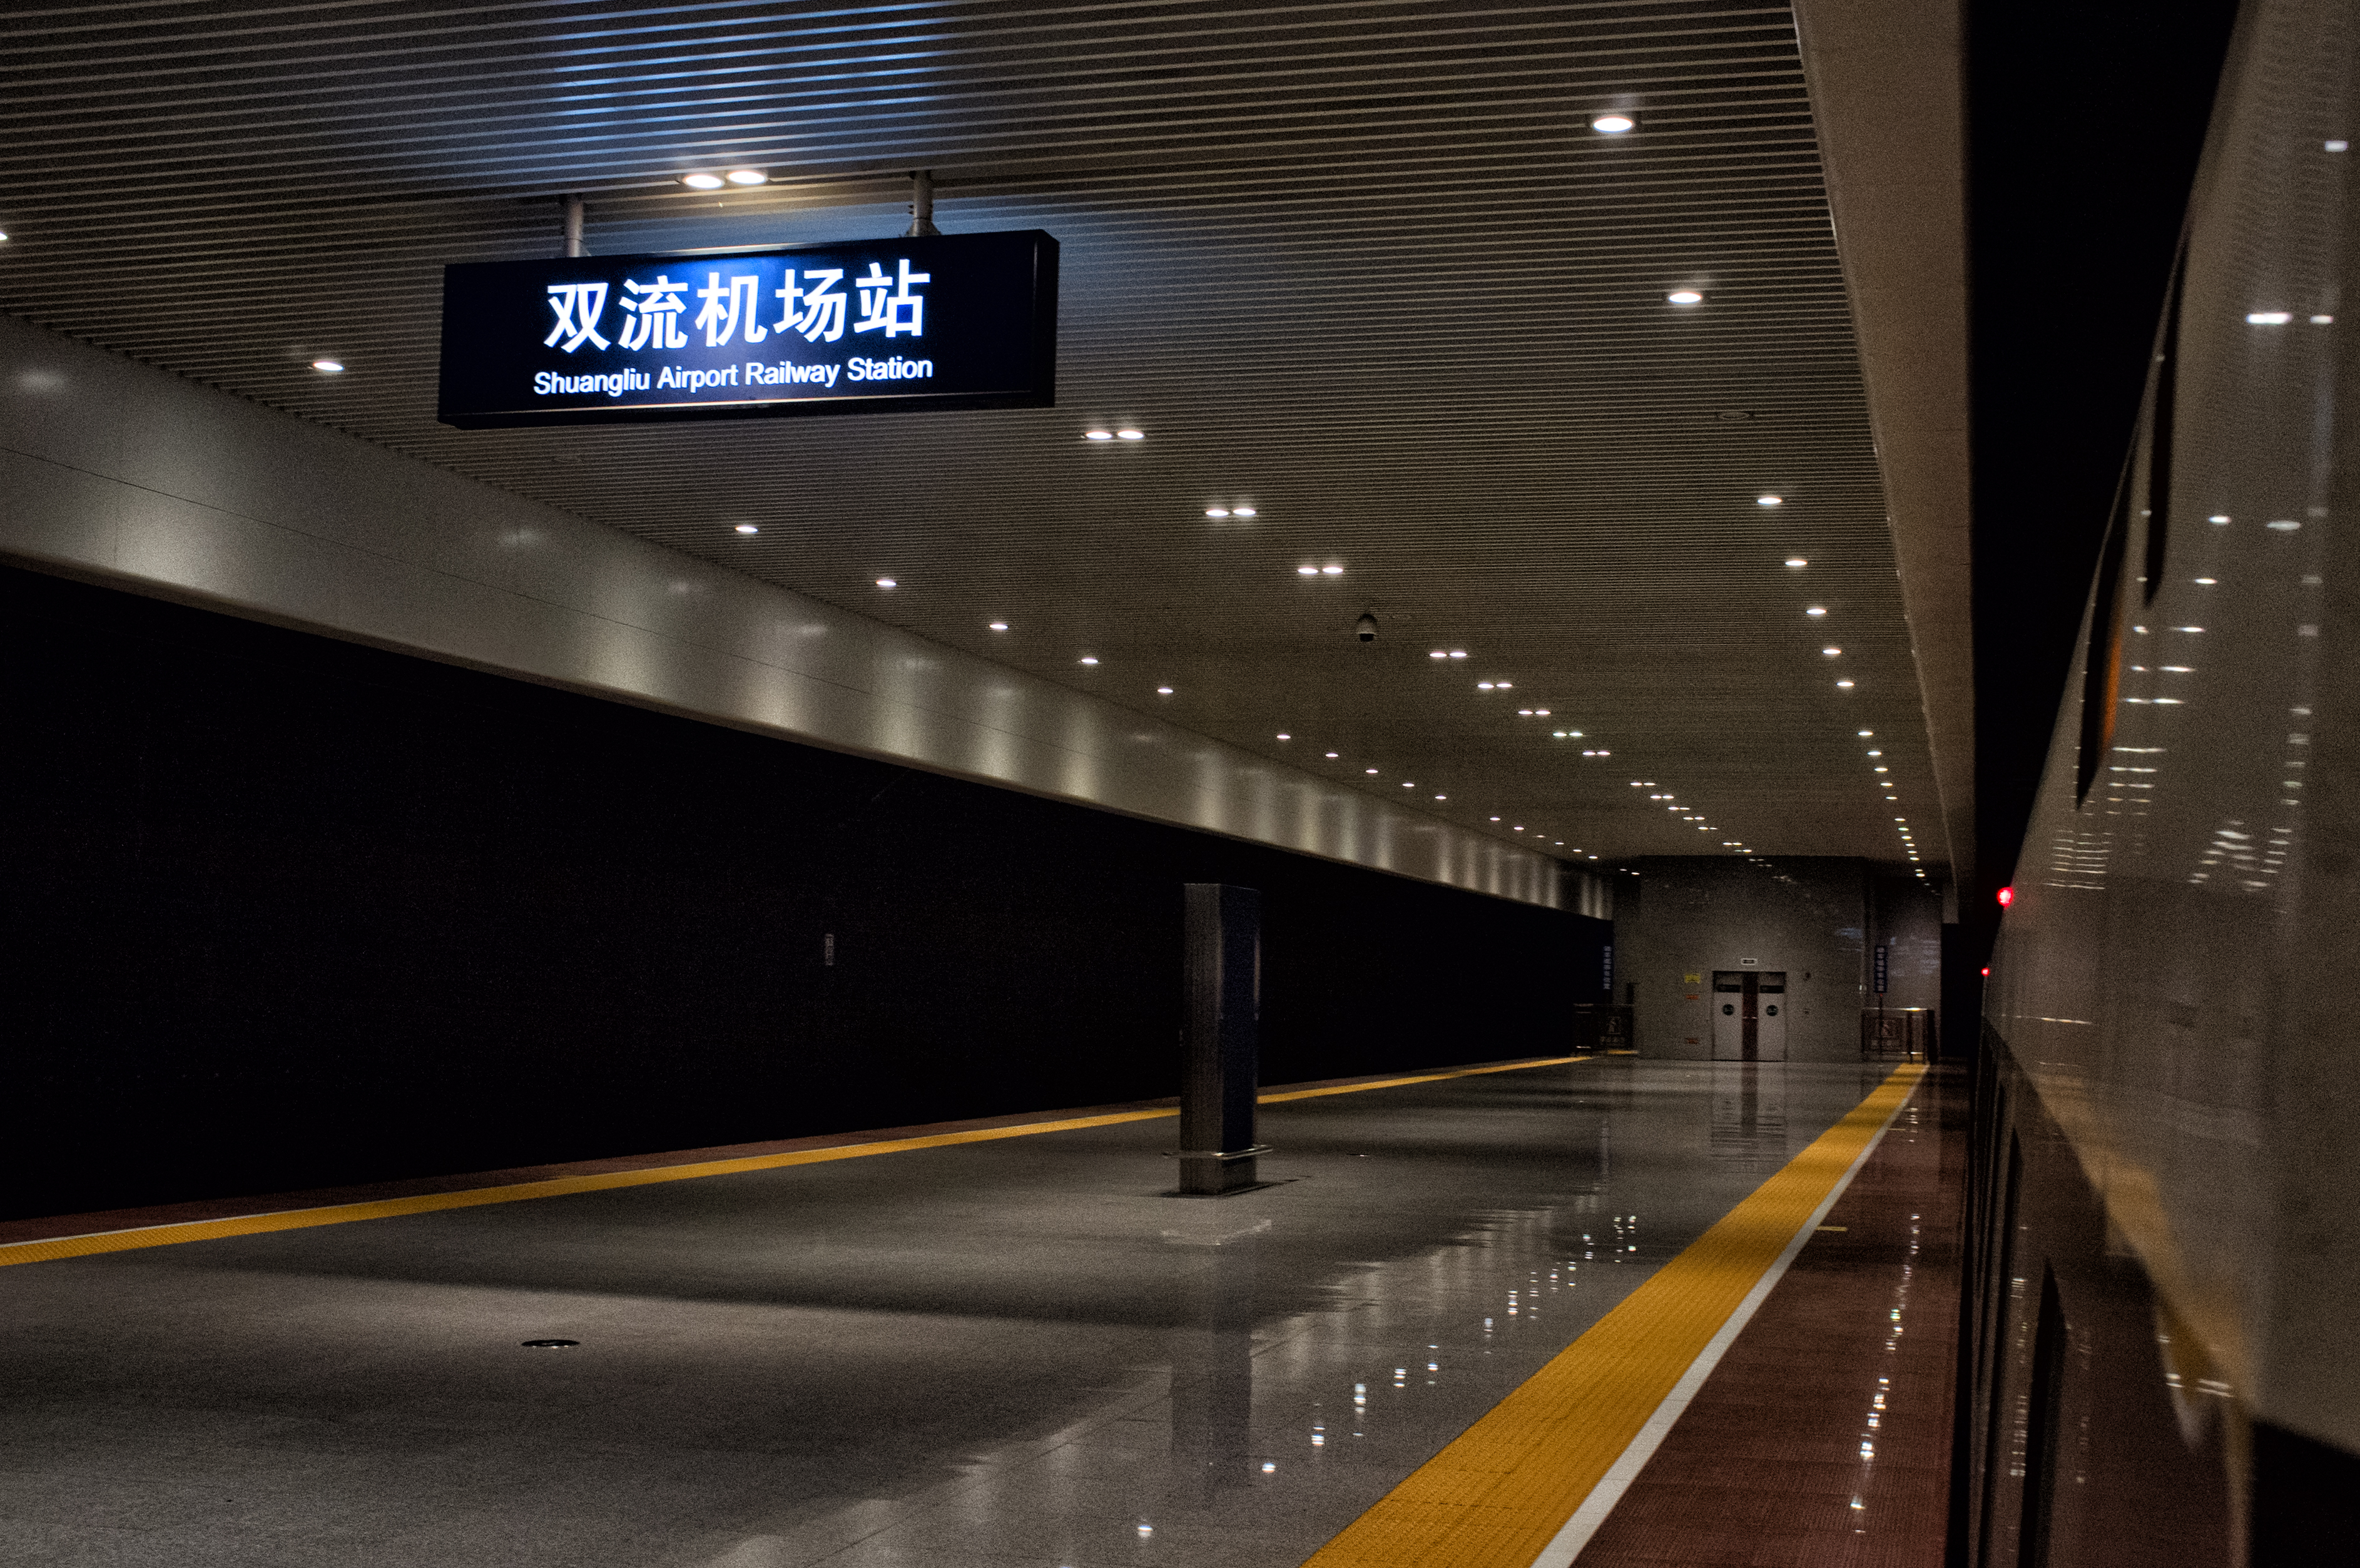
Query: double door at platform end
xmin=1711 ymin=969 xmax=1787 ymax=1061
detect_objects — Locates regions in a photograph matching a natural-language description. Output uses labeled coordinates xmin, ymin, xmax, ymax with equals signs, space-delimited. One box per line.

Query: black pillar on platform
xmin=1178 ymin=883 xmax=1265 ymax=1195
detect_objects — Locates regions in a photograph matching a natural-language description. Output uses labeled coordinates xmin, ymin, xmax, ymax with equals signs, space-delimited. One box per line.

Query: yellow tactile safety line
xmin=1303 ymin=1061 xmax=1927 ymax=1568
xmin=0 ymin=1055 xmax=1585 ymax=1270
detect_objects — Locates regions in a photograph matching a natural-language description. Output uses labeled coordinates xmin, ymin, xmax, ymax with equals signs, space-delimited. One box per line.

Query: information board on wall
xmin=437 ymin=230 xmax=1057 ymax=428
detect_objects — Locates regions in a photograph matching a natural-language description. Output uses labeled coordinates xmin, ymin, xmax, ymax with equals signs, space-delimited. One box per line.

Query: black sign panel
xmin=1873 ymin=944 xmax=1889 ymax=995
xmin=437 ymin=230 xmax=1056 ymax=429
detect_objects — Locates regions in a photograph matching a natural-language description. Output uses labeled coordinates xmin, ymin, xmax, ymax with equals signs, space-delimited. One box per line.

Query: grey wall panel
xmin=1 ymin=317 xmax=1570 ymax=907
xmin=1616 ymin=855 xmax=1941 ymax=1061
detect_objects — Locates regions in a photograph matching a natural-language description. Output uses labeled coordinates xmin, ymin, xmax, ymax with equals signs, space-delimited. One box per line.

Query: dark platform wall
xmin=1 ymin=564 xmax=1605 ymax=1222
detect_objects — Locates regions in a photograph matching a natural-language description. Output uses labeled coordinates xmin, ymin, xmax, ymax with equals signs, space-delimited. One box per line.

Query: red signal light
xmin=1981 ymin=966 xmax=1991 ymax=977
xmin=1996 ymin=886 xmax=2015 ymax=907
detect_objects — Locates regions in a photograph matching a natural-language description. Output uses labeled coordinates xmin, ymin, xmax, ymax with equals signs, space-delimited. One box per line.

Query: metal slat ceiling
xmin=0 ymin=0 xmax=1941 ymax=873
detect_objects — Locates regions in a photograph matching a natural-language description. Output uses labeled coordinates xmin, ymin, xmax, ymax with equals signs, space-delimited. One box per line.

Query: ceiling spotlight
xmin=680 ymin=173 xmax=727 ymax=190
xmin=1435 ymin=794 xmax=1447 ymax=800
xmin=1859 ymin=730 xmax=1874 ymax=736
xmin=1477 ymin=681 xmax=1495 ymax=691
xmin=1401 ymin=781 xmax=1415 ymax=788
xmin=1430 ymin=650 xmax=1448 ymax=659
xmin=1837 ymin=679 xmax=1855 ymax=688
xmin=1490 ymin=817 xmax=1502 ymax=822
xmin=1450 ymin=650 xmax=1467 ymax=658
xmin=1156 ymin=686 xmax=1174 ymax=695
xmin=1325 ymin=751 xmax=1340 ymax=758
xmin=1115 ymin=428 xmax=1144 ymax=440
xmin=1276 ymin=733 xmax=1291 ymax=740
xmin=1590 ymin=111 xmax=1638 ymax=134
xmin=734 ymin=524 xmax=759 ymax=534
xmin=875 ymin=577 xmax=897 ymax=588
xmin=1206 ymin=507 xmax=1231 ymax=519
xmin=1786 ymin=557 xmax=1808 ymax=568
xmin=1667 ymin=289 xmax=1704 ymax=305
xmin=1365 ymin=768 xmax=1379 ymax=775
xmin=988 ymin=621 xmax=1009 ymax=631
xmin=1757 ymin=495 xmax=1784 ymax=507
xmin=1084 ymin=429 xmax=1114 ymax=440
xmin=311 ymin=358 xmax=345 ymax=374
xmin=1233 ymin=506 xmax=1257 ymax=518
xmin=1807 ymin=606 xmax=1828 ymax=617
xmin=1079 ymin=656 xmax=1099 ymax=665
xmin=1298 ymin=566 xmax=1320 ymax=576
xmin=724 ymin=168 xmax=768 ymax=186
xmin=2247 ymin=312 xmax=2293 ymax=325
xmin=1322 ymin=564 xmax=1343 ymax=575
xmin=1823 ymin=646 xmax=1842 ymax=656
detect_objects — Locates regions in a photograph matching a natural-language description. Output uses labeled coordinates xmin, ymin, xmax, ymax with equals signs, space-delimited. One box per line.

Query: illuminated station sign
xmin=436 ymin=230 xmax=1057 ymax=428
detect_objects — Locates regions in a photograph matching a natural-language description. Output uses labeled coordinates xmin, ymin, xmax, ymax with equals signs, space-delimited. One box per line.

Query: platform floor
xmin=0 ymin=1058 xmax=1953 ymax=1567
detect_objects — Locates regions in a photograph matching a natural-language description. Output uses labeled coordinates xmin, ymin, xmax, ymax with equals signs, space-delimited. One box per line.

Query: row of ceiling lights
xmin=732 ymin=467 xmax=1875 ymax=871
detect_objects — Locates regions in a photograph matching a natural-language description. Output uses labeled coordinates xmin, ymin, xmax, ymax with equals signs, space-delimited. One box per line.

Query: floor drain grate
xmin=520 ymin=1339 xmax=581 ymax=1349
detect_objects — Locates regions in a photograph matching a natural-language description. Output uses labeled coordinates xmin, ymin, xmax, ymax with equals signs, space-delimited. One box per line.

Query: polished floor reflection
xmin=0 ymin=1060 xmax=1899 ymax=1568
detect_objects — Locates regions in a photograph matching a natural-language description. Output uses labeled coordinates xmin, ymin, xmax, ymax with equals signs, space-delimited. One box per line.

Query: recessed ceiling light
xmin=1757 ymin=494 xmax=1783 ymax=507
xmin=1859 ymin=730 xmax=1874 ymax=736
xmin=1435 ymin=794 xmax=1447 ymax=800
xmin=1084 ymin=429 xmax=1114 ymax=440
xmin=1450 ymin=650 xmax=1467 ymax=658
xmin=1325 ymin=751 xmax=1340 ymax=758
xmin=1667 ymin=289 xmax=1704 ymax=305
xmin=1400 ymin=781 xmax=1414 ymax=788
xmin=2209 ymin=514 xmax=2230 ymax=523
xmin=1206 ymin=507 xmax=1230 ymax=519
xmin=1156 ymin=686 xmax=1174 ymax=695
xmin=1807 ymin=606 xmax=1828 ymax=617
xmin=1430 ymin=650 xmax=1447 ymax=659
xmin=1298 ymin=566 xmax=1320 ymax=576
xmin=1786 ymin=557 xmax=1808 ymax=568
xmin=311 ymin=358 xmax=345 ymax=374
xmin=1233 ymin=506 xmax=1257 ymax=518
xmin=1836 ymin=679 xmax=1856 ymax=688
xmin=1591 ymin=112 xmax=1638 ymax=134
xmin=2314 ymin=314 xmax=2337 ymax=324
xmin=725 ymin=168 xmax=768 ymax=186
xmin=680 ymin=173 xmax=727 ymax=190
xmin=2247 ymin=312 xmax=2292 ymax=325
xmin=989 ymin=621 xmax=1008 ymax=630
xmin=875 ymin=578 xmax=896 ymax=588
xmin=1079 ymin=656 xmax=1099 ymax=665
xmin=1477 ymin=681 xmax=1494 ymax=691
xmin=1276 ymin=733 xmax=1291 ymax=740
xmin=2194 ymin=576 xmax=2217 ymax=584
xmin=1115 ymin=428 xmax=1144 ymax=440
xmin=1823 ymin=646 xmax=1841 ymax=656
xmin=1322 ymin=564 xmax=1343 ymax=575
xmin=734 ymin=523 xmax=759 ymax=534
xmin=1518 ymin=708 xmax=1532 ymax=716
xmin=1365 ymin=768 xmax=1379 ymax=775
xmin=1490 ymin=817 xmax=1502 ymax=822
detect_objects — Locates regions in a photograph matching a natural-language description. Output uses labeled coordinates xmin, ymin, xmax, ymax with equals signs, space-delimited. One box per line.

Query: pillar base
xmin=1172 ymin=1145 xmax=1273 ymax=1196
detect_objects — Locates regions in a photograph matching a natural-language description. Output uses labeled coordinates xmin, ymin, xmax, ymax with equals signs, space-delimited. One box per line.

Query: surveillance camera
xmin=1355 ymin=613 xmax=1377 ymax=643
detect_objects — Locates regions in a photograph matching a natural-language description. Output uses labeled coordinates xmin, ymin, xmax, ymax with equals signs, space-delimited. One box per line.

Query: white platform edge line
xmin=1528 ymin=1067 xmax=1928 ymax=1568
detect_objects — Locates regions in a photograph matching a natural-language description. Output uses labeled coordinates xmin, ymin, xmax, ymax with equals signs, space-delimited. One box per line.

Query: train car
xmin=1972 ymin=0 xmax=2360 ymax=1559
